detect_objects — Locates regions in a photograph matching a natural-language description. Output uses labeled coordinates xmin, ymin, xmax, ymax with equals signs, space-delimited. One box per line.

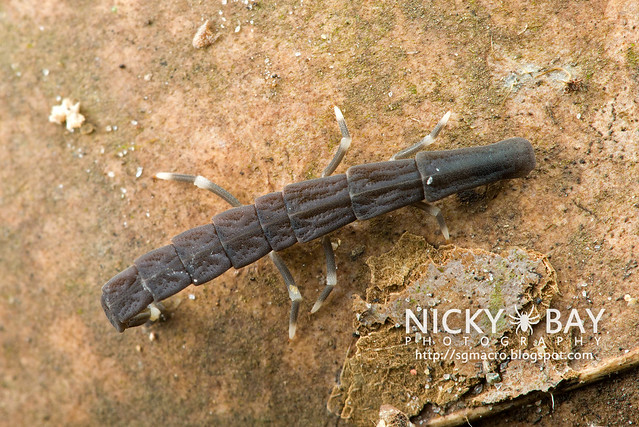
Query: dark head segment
xmin=496 ymin=137 xmax=536 ymax=178
xmin=416 ymin=137 xmax=536 ymax=202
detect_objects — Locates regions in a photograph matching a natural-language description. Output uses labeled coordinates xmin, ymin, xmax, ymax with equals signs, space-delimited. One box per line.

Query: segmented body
xmin=101 ymin=138 xmax=535 ymax=332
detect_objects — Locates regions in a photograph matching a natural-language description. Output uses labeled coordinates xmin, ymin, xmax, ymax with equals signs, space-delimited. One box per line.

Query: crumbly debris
xmin=49 ymin=98 xmax=85 ymax=132
xmin=376 ymin=405 xmax=415 ymax=427
xmin=328 ymin=233 xmax=560 ymax=425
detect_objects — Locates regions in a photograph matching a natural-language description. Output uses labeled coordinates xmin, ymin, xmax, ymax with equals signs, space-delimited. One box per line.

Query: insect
xmin=101 ymin=107 xmax=536 ymax=338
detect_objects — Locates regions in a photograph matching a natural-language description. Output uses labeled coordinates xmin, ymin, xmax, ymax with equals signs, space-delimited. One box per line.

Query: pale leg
xmin=310 ymin=106 xmax=352 ymax=314
xmin=390 ymin=111 xmax=451 ymax=160
xmin=156 ymin=172 xmax=304 ymax=338
xmin=389 ymin=111 xmax=452 ymax=239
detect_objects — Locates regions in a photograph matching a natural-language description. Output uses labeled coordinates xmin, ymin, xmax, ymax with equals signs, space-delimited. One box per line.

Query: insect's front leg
xmin=390 ymin=111 xmax=453 ymax=240
xmin=412 ymin=201 xmax=450 ymax=241
xmin=310 ymin=107 xmax=352 ymax=315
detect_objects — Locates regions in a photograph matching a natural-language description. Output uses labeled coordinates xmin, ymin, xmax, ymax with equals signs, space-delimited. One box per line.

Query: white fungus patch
xmin=49 ymin=98 xmax=85 ymax=132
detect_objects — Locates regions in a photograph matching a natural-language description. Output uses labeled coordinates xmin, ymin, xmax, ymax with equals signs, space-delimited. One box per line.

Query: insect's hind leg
xmin=390 ymin=110 xmax=451 ymax=160
xmin=268 ymin=252 xmax=303 ymax=339
xmin=155 ymin=173 xmax=242 ymax=207
xmin=310 ymin=106 xmax=351 ymax=315
xmin=155 ymin=172 xmax=304 ymax=339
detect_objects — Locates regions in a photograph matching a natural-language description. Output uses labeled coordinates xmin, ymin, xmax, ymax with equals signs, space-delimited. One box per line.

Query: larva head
xmin=416 ymin=138 xmax=536 ymax=202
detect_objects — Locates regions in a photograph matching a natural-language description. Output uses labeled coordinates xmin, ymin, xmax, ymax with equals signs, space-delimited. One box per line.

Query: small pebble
xmin=486 ymin=372 xmax=501 ymax=384
xmin=193 ymin=20 xmax=219 ymax=49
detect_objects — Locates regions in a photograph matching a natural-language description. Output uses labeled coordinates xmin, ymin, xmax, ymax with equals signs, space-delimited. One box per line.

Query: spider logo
xmin=508 ymin=305 xmax=541 ymax=335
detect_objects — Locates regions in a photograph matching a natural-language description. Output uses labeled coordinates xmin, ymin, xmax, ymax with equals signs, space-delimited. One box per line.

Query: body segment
xmin=213 ymin=204 xmax=271 ymax=268
xmin=254 ymin=192 xmax=298 ymax=251
xmin=346 ymin=158 xmax=424 ymax=220
xmin=282 ymin=174 xmax=357 ymax=243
